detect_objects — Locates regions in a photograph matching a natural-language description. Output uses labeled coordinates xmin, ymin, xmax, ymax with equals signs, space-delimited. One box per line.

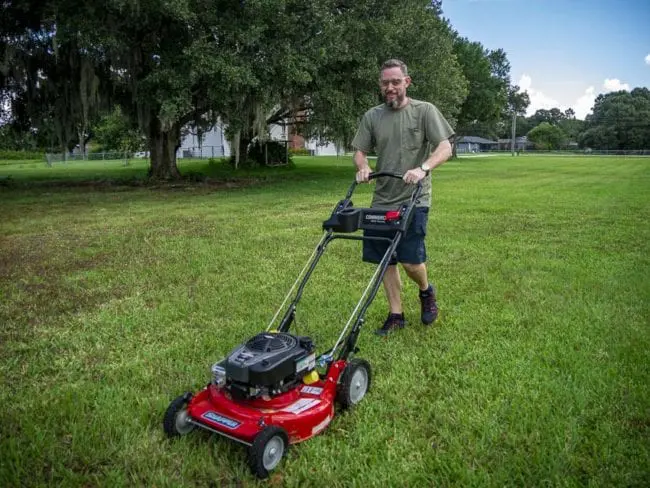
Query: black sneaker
xmin=419 ymin=285 xmax=438 ymax=325
xmin=375 ymin=313 xmax=405 ymax=336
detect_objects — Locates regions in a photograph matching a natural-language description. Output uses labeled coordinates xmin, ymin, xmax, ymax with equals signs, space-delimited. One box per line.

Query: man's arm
xmin=422 ymin=138 xmax=453 ymax=172
xmin=354 ymin=150 xmax=372 ymax=183
xmin=403 ymin=138 xmax=453 ymax=184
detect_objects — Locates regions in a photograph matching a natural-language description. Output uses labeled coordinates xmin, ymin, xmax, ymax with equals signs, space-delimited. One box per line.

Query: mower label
xmin=295 ymin=353 xmax=316 ymax=373
xmin=364 ymin=213 xmax=386 ymax=222
xmin=202 ymin=411 xmax=241 ymax=430
xmin=301 ymin=386 xmax=323 ymax=396
xmin=282 ymin=398 xmax=320 ymax=415
xmin=311 ymin=414 xmax=332 ymax=435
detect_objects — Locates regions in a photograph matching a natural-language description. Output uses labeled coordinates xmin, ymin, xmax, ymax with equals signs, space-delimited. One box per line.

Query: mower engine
xmin=211 ymin=332 xmax=316 ymax=400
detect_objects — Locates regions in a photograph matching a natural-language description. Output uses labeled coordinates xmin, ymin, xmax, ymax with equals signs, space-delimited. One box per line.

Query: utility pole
xmin=511 ymin=111 xmax=517 ymax=156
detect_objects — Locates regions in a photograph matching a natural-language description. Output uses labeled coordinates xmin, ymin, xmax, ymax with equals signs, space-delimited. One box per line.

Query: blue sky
xmin=441 ymin=0 xmax=650 ymax=119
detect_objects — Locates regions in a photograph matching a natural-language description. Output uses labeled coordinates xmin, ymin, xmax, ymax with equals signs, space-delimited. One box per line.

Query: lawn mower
xmin=163 ymin=172 xmax=422 ymax=478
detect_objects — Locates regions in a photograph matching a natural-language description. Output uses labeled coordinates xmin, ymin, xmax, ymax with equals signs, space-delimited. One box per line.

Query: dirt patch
xmin=1 ymin=176 xmax=264 ymax=192
xmin=0 ymin=233 xmax=120 ymax=329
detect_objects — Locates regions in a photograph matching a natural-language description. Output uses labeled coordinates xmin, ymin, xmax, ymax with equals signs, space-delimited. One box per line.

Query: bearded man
xmin=352 ymin=58 xmax=455 ymax=336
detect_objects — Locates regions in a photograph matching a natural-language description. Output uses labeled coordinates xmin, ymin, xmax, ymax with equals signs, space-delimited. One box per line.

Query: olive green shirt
xmin=352 ymin=99 xmax=454 ymax=208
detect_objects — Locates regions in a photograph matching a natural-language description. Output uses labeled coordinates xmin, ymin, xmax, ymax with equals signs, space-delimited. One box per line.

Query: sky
xmin=441 ymin=0 xmax=650 ymax=119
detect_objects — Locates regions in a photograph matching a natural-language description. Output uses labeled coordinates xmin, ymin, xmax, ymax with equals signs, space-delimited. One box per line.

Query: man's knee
xmin=402 ymin=262 xmax=426 ymax=274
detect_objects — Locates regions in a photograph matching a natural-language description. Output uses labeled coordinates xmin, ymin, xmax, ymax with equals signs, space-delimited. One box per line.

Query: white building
xmin=177 ymin=120 xmax=342 ymax=159
xmin=177 ymin=123 xmax=230 ymax=159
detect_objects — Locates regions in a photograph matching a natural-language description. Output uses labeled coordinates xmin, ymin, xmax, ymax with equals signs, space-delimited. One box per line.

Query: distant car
xmin=134 ymin=151 xmax=149 ymax=158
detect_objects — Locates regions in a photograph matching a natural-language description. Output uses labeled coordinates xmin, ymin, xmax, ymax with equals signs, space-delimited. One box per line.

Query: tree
xmin=1 ymin=1 xmax=109 ymax=157
xmin=93 ymin=107 xmax=145 ymax=154
xmin=579 ymin=88 xmax=650 ymax=150
xmin=557 ymin=110 xmax=585 ymax=144
xmin=452 ymin=37 xmax=509 ymax=139
xmin=496 ymin=85 xmax=530 ymax=140
xmin=2 ymin=0 xmax=469 ymax=177
xmin=527 ymin=122 xmax=566 ymax=150
xmin=216 ymin=0 xmax=468 ymax=165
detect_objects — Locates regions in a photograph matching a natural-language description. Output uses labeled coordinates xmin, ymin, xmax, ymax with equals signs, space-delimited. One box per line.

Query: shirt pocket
xmin=405 ymin=127 xmax=424 ymax=150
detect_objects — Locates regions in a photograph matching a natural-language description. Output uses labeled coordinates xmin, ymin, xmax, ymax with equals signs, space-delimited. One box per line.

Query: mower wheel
xmin=248 ymin=426 xmax=289 ymax=479
xmin=163 ymin=393 xmax=195 ymax=438
xmin=337 ymin=358 xmax=372 ymax=409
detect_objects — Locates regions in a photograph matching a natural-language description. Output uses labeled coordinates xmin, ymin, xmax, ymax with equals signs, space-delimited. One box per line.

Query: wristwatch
xmin=420 ymin=162 xmax=431 ymax=174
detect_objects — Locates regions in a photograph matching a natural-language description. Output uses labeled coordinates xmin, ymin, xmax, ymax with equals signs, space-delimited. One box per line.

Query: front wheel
xmin=337 ymin=358 xmax=372 ymax=409
xmin=248 ymin=426 xmax=289 ymax=479
xmin=163 ymin=393 xmax=195 ymax=438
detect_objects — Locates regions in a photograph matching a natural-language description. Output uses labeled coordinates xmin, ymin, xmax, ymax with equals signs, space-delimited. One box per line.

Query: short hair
xmin=380 ymin=59 xmax=408 ymax=77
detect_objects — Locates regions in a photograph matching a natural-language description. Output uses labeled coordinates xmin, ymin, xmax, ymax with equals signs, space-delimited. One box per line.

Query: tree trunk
xmin=148 ymin=119 xmax=181 ymax=180
xmin=78 ymin=128 xmax=86 ymax=160
xmin=238 ymin=137 xmax=250 ymax=164
xmin=451 ymin=134 xmax=459 ymax=159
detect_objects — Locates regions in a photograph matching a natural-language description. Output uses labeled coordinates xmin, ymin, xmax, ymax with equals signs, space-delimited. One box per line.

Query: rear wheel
xmin=337 ymin=358 xmax=372 ymax=409
xmin=163 ymin=393 xmax=195 ymax=437
xmin=248 ymin=426 xmax=288 ymax=479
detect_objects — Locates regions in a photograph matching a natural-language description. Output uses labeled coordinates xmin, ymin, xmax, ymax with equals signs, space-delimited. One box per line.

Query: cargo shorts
xmin=362 ymin=207 xmax=429 ymax=265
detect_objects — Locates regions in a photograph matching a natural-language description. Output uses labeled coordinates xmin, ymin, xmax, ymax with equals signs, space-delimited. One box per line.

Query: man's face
xmin=379 ymin=67 xmax=411 ymax=109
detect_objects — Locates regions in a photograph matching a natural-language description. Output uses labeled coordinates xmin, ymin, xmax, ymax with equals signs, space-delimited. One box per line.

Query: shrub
xmin=247 ymin=141 xmax=293 ymax=167
xmin=289 ymin=147 xmax=311 ymax=156
xmin=0 ymin=150 xmax=44 ymax=161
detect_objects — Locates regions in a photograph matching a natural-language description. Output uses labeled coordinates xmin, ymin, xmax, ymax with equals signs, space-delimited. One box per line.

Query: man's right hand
xmin=356 ymin=165 xmax=372 ymax=183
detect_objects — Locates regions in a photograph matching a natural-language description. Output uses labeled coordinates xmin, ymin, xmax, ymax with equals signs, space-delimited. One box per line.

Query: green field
xmin=1 ymin=155 xmax=649 ymax=487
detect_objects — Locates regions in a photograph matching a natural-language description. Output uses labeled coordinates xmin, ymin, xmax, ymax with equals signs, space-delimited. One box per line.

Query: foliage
xmin=289 ymin=147 xmax=312 ymax=156
xmin=0 ymin=149 xmax=44 ymax=161
xmin=92 ymin=107 xmax=145 ymax=153
xmin=528 ymin=108 xmax=571 ymax=127
xmin=527 ymin=121 xmax=567 ymax=150
xmin=0 ymin=124 xmax=50 ymax=151
xmin=579 ymin=88 xmax=650 ymax=150
xmin=2 ymin=0 xmax=469 ymax=178
xmin=215 ymin=0 xmax=468 ymax=166
xmin=244 ymin=140 xmax=293 ymax=167
xmin=452 ymin=37 xmax=510 ymax=139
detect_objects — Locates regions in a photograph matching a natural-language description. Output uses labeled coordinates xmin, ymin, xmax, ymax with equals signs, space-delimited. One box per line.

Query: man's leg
xmin=374 ymin=264 xmax=405 ymax=336
xmin=402 ymin=262 xmax=429 ymax=291
xmin=403 ymin=262 xmax=438 ymax=325
xmin=383 ymin=264 xmax=403 ymax=313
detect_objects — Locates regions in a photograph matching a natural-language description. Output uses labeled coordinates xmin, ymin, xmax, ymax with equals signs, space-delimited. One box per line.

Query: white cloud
xmin=645 ymin=54 xmax=650 ymax=65
xmin=517 ymin=74 xmax=562 ymax=116
xmin=518 ymin=75 xmax=631 ymax=120
xmin=603 ymin=78 xmax=630 ymax=91
xmin=573 ymin=86 xmax=596 ymax=120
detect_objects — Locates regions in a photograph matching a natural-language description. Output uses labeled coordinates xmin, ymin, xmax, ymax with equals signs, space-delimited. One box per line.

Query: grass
xmin=1 ymin=154 xmax=649 ymax=487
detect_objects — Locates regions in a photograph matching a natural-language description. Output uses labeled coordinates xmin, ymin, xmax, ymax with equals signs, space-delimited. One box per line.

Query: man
xmin=352 ymin=58 xmax=454 ymax=336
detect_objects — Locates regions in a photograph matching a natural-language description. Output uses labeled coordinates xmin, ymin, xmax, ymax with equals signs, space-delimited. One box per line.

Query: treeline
xmin=471 ymin=89 xmax=650 ymax=151
xmin=2 ymin=1 xmax=647 ymax=178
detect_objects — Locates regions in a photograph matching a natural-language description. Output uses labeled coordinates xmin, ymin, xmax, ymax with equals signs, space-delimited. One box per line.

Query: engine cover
xmin=225 ymin=332 xmax=315 ymax=388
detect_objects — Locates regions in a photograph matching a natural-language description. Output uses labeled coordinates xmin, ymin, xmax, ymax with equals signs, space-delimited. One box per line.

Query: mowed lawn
xmin=1 ymin=155 xmax=648 ymax=487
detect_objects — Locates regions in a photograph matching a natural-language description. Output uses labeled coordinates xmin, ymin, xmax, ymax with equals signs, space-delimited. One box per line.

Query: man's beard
xmin=384 ymin=91 xmax=404 ymax=109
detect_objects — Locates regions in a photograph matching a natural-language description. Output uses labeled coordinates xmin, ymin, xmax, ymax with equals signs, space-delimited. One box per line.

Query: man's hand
xmin=403 ymin=167 xmax=427 ymax=185
xmin=356 ymin=165 xmax=372 ymax=183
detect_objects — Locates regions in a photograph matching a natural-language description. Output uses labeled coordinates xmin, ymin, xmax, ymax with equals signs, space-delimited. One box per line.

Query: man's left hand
xmin=403 ymin=168 xmax=427 ymax=185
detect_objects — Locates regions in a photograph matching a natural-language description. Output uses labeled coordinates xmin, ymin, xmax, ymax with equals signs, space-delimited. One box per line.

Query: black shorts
xmin=362 ymin=207 xmax=429 ymax=265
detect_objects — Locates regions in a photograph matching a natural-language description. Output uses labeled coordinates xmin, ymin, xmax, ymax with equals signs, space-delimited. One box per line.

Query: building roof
xmin=498 ymin=136 xmax=529 ymax=143
xmin=457 ymin=136 xmax=498 ymax=144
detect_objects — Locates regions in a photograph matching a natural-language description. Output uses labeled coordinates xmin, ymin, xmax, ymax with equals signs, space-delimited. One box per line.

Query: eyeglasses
xmin=380 ymin=78 xmax=405 ymax=88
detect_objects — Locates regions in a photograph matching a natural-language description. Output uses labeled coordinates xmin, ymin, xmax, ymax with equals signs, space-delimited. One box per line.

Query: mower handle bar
xmin=369 ymin=170 xmax=404 ymax=180
xmin=344 ymin=170 xmax=422 ymax=200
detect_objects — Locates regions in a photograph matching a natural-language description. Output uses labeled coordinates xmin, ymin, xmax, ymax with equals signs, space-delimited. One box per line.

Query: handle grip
xmin=368 ymin=171 xmax=404 ymax=180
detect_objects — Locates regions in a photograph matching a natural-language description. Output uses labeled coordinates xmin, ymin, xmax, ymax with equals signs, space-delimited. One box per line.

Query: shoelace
xmin=421 ymin=295 xmax=436 ymax=312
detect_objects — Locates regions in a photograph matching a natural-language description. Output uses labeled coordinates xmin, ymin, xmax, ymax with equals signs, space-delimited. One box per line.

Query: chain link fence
xmin=178 ymin=146 xmax=227 ymax=159
xmin=45 ymin=151 xmax=134 ymax=166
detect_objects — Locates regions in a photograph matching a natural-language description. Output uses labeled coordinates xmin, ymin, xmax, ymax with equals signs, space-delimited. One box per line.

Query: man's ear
xmin=404 ymin=76 xmax=412 ymax=88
